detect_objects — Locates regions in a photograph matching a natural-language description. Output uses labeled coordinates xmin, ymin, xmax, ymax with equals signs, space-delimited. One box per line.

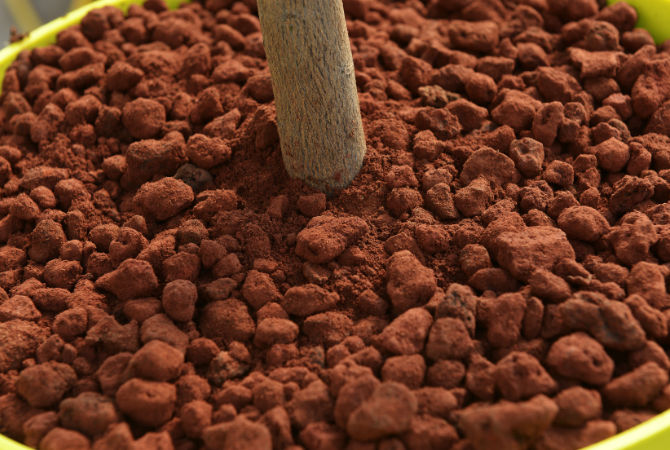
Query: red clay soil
xmin=1 ymin=0 xmax=670 ymax=449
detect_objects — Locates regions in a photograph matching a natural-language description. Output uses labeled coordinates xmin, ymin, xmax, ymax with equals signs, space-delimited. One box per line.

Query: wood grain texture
xmin=257 ymin=0 xmax=366 ymax=193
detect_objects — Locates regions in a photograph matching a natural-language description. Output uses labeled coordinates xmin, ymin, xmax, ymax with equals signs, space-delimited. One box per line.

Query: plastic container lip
xmin=0 ymin=0 xmax=137 ymax=91
xmin=608 ymin=0 xmax=670 ymax=44
xmin=0 ymin=0 xmax=187 ymax=92
xmin=1 ymin=0 xmax=670 ymax=449
xmin=582 ymin=409 xmax=670 ymax=450
xmin=0 ymin=434 xmax=29 ymax=450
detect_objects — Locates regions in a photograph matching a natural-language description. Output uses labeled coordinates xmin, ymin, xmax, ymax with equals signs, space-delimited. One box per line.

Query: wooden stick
xmin=257 ymin=0 xmax=366 ymax=193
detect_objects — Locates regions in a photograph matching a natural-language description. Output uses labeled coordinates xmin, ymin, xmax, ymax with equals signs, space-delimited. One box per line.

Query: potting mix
xmin=1 ymin=0 xmax=670 ymax=449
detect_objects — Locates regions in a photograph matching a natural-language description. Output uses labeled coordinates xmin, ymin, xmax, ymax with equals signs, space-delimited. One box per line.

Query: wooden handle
xmin=257 ymin=0 xmax=366 ymax=193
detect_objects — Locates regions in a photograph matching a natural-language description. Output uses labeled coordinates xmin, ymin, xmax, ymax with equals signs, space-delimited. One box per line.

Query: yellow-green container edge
xmin=0 ymin=0 xmax=188 ymax=92
xmin=609 ymin=0 xmax=670 ymax=44
xmin=0 ymin=0 xmax=669 ymax=448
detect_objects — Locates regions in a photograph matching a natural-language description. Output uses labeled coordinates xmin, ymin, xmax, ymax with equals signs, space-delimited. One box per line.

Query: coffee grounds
xmin=1 ymin=0 xmax=670 ymax=448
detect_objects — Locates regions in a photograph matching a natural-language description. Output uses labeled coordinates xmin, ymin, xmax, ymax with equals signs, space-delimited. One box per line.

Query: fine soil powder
xmin=1 ymin=0 xmax=670 ymax=449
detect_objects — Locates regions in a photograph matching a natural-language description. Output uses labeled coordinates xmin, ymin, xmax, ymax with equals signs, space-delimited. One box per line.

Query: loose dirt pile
xmin=1 ymin=0 xmax=670 ymax=449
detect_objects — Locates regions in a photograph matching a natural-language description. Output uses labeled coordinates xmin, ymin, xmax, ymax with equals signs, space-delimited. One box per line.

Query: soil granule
xmin=1 ymin=0 xmax=670 ymax=449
